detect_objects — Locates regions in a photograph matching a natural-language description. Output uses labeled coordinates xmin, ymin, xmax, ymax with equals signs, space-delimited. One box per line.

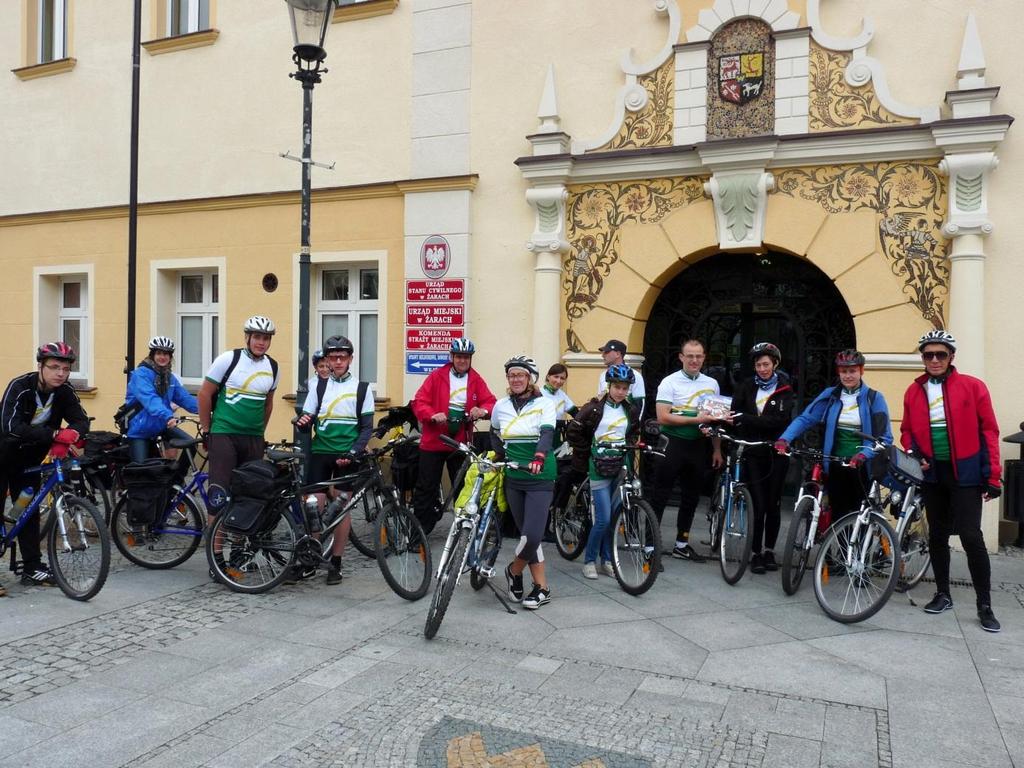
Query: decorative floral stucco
xmin=563 ymin=178 xmax=706 ymax=352
xmin=808 ymin=45 xmax=918 ymax=132
xmin=591 ymin=59 xmax=675 ymax=152
xmin=774 ymin=162 xmax=949 ymax=326
xmin=707 ymin=18 xmax=775 ymax=140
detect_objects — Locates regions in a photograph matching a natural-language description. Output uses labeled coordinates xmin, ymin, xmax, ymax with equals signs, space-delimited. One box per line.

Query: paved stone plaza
xmin=2 ymin=507 xmax=1023 ymax=768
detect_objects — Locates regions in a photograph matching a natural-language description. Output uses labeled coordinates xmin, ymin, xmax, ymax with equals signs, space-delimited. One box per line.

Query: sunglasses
xmin=921 ymin=350 xmax=950 ymax=361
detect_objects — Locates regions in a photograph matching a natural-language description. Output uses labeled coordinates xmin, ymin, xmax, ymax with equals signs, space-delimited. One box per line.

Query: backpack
xmin=113 ymin=401 xmax=143 ymax=435
xmin=211 ymin=349 xmax=280 ymax=413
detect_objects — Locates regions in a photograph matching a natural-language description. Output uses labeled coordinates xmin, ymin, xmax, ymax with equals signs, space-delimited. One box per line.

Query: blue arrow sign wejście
xmin=406 ymin=352 xmax=449 ymax=374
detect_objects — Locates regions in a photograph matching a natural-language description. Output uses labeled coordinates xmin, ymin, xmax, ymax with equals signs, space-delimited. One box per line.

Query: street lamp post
xmin=284 ymin=0 xmax=337 ymax=442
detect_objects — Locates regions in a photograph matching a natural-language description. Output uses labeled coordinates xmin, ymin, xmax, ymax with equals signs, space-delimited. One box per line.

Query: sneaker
xmin=923 ymin=592 xmax=954 ymax=614
xmin=505 ymin=564 xmax=524 ymax=602
xmin=326 ymin=567 xmax=343 ymax=586
xmin=672 ymin=544 xmax=706 ymax=563
xmin=978 ymin=605 xmax=1001 ymax=633
xmin=762 ymin=550 xmax=779 ymax=572
xmin=749 ymin=552 xmax=766 ymax=574
xmin=600 ymin=561 xmax=616 ymax=578
xmin=20 ymin=565 xmax=57 ymax=587
xmin=582 ymin=562 xmax=598 ymax=580
xmin=522 ymin=584 xmax=551 ymax=609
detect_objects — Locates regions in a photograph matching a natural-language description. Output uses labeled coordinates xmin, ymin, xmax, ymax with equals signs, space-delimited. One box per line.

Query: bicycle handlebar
xmin=699 ymin=426 xmax=771 ymax=449
xmin=438 ymin=434 xmax=523 ymax=471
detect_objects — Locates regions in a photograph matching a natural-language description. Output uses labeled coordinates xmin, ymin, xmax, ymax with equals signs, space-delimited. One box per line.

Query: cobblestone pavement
xmin=1 ymin=505 xmax=1022 ymax=768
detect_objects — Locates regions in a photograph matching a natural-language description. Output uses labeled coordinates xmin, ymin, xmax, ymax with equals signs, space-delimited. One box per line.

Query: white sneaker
xmin=582 ymin=562 xmax=598 ymax=580
xmin=600 ymin=561 xmax=615 ymax=578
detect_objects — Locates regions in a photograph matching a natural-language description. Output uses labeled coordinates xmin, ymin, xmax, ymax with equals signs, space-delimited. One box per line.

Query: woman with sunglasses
xmin=775 ymin=349 xmax=892 ymax=519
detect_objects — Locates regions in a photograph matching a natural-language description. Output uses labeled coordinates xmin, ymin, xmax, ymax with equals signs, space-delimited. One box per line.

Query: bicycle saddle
xmin=266 ymin=448 xmax=303 ymax=463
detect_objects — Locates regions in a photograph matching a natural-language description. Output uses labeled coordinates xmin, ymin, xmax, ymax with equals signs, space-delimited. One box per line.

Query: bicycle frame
xmin=2 ymin=459 xmax=87 ymax=558
xmin=795 ymin=462 xmax=826 ymax=550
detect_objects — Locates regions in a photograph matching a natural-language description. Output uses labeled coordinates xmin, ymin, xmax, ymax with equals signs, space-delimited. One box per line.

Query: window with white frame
xmin=35 ymin=269 xmax=90 ymax=384
xmin=316 ymin=264 xmax=379 ymax=383
xmin=176 ymin=272 xmax=219 ymax=384
xmin=38 ymin=0 xmax=68 ymax=63
xmin=168 ymin=0 xmax=209 ymax=36
xmin=58 ymin=276 xmax=87 ymax=378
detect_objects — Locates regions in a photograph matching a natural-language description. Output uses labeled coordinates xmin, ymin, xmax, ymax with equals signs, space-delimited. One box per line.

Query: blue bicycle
xmin=2 ymin=450 xmax=110 ymax=600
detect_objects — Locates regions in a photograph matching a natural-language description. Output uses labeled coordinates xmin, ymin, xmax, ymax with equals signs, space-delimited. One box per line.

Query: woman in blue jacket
xmin=775 ymin=349 xmax=892 ymax=519
xmin=125 ymin=336 xmax=198 ymax=463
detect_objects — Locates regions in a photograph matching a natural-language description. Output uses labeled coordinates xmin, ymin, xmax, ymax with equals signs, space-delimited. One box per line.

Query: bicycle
xmin=206 ymin=437 xmax=431 ymax=600
xmin=704 ymin=426 xmax=767 ymax=585
xmin=1 ymin=443 xmax=110 ymax=600
xmin=552 ymin=471 xmax=591 ymax=561
xmin=605 ymin=441 xmax=664 ymax=596
xmin=425 ymin=436 xmax=519 ymax=639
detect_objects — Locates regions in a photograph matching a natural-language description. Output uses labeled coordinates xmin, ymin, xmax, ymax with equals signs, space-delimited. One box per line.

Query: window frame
xmin=168 ymin=0 xmax=208 ymax=37
xmin=33 ymin=265 xmax=93 ymax=387
xmin=37 ymin=0 xmax=67 ymax=64
xmin=315 ymin=262 xmax=380 ymax=385
xmin=174 ymin=270 xmax=221 ymax=386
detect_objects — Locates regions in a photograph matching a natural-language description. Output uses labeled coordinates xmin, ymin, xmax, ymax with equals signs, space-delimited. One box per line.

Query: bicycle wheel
xmin=719 ymin=487 xmax=754 ymax=585
xmin=780 ymin=496 xmax=815 ymax=596
xmin=47 ymin=494 xmax=110 ymax=601
xmin=346 ymin=493 xmax=379 ymax=558
xmin=707 ymin=474 xmax=725 ymax=552
xmin=206 ymin=500 xmax=301 ymax=594
xmin=814 ymin=510 xmax=899 ymax=623
xmin=610 ymin=499 xmax=661 ymax=596
xmin=470 ymin=509 xmax=501 ymax=591
xmin=424 ymin=526 xmax=471 ymax=639
xmin=896 ymin=506 xmax=930 ymax=592
xmin=440 ymin=454 xmax=472 ymax=518
xmin=111 ymin=491 xmax=203 ymax=569
xmin=79 ymin=468 xmax=114 ymax=525
xmin=375 ymin=503 xmax=431 ymax=601
xmin=554 ymin=480 xmax=591 ymax=560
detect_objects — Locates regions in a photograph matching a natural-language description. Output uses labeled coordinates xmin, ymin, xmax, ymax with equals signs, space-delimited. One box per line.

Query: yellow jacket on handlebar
xmin=454 ymin=452 xmax=508 ymax=514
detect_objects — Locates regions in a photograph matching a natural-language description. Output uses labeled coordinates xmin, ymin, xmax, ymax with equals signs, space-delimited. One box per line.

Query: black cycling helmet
xmin=835 ymin=349 xmax=866 ymax=367
xmin=323 ymin=335 xmax=354 ymax=355
xmin=749 ymin=342 xmax=781 ymax=365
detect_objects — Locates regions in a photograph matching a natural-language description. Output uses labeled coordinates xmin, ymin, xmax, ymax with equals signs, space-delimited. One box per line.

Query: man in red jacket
xmin=411 ymin=338 xmax=496 ymax=533
xmin=901 ymin=330 xmax=1002 ymax=632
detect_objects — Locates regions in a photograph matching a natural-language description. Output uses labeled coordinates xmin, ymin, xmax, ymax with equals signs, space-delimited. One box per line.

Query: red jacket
xmin=412 ymin=364 xmax=496 ymax=452
xmin=901 ymin=367 xmax=1001 ymax=488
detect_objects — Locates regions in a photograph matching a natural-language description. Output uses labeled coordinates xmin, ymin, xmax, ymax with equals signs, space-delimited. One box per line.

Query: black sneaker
xmin=749 ymin=552 xmax=766 ymax=574
xmin=20 ymin=565 xmax=57 ymax=587
xmin=978 ymin=605 xmax=1001 ymax=633
xmin=671 ymin=544 xmax=706 ymax=563
xmin=762 ymin=550 xmax=779 ymax=572
xmin=326 ymin=567 xmax=343 ymax=586
xmin=923 ymin=592 xmax=954 ymax=614
xmin=522 ymin=584 xmax=551 ymax=609
xmin=504 ymin=564 xmax=524 ymax=602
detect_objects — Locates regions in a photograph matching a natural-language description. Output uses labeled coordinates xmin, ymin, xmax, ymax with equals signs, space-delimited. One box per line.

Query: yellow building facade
xmin=1 ymin=1 xmax=1020 ymax=545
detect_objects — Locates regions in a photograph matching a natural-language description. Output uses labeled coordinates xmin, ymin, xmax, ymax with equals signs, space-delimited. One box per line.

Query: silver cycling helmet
xmin=148 ymin=335 xmax=175 ymax=353
xmin=918 ymin=329 xmax=956 ymax=352
xmin=243 ymin=315 xmax=276 ymax=336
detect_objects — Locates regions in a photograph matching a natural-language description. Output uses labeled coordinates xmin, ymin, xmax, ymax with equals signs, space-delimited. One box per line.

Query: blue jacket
xmin=125 ymin=365 xmax=198 ymax=439
xmin=779 ymin=383 xmax=892 ymax=473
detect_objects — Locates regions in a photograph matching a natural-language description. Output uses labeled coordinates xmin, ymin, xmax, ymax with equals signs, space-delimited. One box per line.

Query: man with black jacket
xmin=0 ymin=342 xmax=90 ymax=589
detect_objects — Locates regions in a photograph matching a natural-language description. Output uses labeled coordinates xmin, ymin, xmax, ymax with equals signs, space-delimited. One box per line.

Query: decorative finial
xmin=536 ymin=64 xmax=561 ymax=134
xmin=957 ymin=12 xmax=986 ymax=89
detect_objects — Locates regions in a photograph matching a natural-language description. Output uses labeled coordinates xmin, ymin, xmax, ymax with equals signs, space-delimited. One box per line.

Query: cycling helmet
xmin=450 ymin=338 xmax=475 ymax=355
xmin=243 ymin=315 xmax=276 ymax=335
xmin=312 ymin=349 xmax=325 ymax=365
xmin=605 ymin=363 xmax=636 ymax=385
xmin=323 ymin=335 xmax=354 ymax=354
xmin=749 ymin=342 xmax=781 ymax=365
xmin=918 ymin=329 xmax=956 ymax=352
xmin=504 ymin=355 xmax=539 ymax=380
xmin=36 ymin=341 xmax=77 ymax=364
xmin=148 ymin=335 xmax=175 ymax=353
xmin=834 ymin=348 xmax=866 ymax=367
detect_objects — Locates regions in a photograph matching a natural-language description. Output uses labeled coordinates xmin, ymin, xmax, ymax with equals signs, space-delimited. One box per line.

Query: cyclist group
xmin=0 ymin=321 xmax=1004 ymax=633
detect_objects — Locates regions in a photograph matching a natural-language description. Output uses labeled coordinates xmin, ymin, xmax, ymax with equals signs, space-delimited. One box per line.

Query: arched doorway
xmin=643 ymin=251 xmax=855 ymax=407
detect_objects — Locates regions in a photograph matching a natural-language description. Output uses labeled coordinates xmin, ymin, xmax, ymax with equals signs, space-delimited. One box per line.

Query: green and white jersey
xmin=656 ymin=371 xmax=718 ymax=440
xmin=206 ymin=350 xmax=279 ymax=436
xmin=598 ymin=368 xmax=646 ymax=404
xmin=491 ymin=394 xmax=557 ymax=482
xmin=541 ymin=385 xmax=576 ymax=421
xmin=927 ymin=379 xmax=950 ymax=460
xmin=589 ymin=399 xmax=630 ymax=481
xmin=303 ymin=373 xmax=375 ymax=455
xmin=834 ymin=389 xmax=862 ymax=457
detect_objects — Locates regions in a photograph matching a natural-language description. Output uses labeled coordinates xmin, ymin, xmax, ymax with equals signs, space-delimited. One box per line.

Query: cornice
xmin=141 ymin=29 xmax=220 ymax=56
xmin=11 ymin=57 xmax=77 ymax=81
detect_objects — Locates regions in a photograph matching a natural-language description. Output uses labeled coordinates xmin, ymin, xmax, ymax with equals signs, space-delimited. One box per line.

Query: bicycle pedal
xmin=479 ymin=566 xmax=495 ymax=579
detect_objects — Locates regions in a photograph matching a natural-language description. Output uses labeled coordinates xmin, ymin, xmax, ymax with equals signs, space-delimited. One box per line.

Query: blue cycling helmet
xmin=605 ymin=364 xmax=635 ymax=385
xmin=450 ymin=338 xmax=475 ymax=354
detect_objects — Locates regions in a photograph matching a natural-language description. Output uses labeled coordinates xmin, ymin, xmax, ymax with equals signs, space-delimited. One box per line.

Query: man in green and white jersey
xmin=596 ymin=339 xmax=646 ymax=413
xmin=295 ymin=335 xmax=375 ymax=585
xmin=650 ymin=338 xmax=723 ymax=562
xmin=199 ymin=315 xmax=280 ymax=524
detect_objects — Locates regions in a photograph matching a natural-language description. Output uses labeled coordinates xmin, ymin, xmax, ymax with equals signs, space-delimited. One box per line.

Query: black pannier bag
xmin=121 ymin=459 xmax=178 ymax=527
xmin=222 ymin=460 xmax=291 ymax=535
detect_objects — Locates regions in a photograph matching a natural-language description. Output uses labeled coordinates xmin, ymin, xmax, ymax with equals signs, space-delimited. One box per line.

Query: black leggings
xmin=744 ymin=450 xmax=788 ymax=553
xmin=412 ymin=449 xmax=464 ymax=525
xmin=505 ymin=479 xmax=553 ymax=565
xmin=0 ymin=450 xmax=46 ymax=570
xmin=649 ymin=436 xmax=709 ymax=543
xmin=923 ymin=461 xmax=991 ymax=607
xmin=825 ymin=463 xmax=865 ymax=519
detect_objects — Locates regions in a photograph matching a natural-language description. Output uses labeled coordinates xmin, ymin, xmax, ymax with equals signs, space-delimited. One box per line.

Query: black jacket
xmin=731 ymin=372 xmax=795 ymax=447
xmin=565 ymin=395 xmax=642 ymax=474
xmin=0 ymin=372 xmax=90 ymax=455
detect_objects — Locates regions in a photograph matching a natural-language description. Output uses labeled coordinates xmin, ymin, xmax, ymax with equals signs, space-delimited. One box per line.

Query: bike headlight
xmin=631 ymin=477 xmax=643 ymax=493
xmin=462 ymin=500 xmax=479 ymax=518
xmin=889 ymin=490 xmax=903 ymax=507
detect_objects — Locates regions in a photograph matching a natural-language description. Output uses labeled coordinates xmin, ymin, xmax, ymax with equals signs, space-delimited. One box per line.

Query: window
xmin=38 ymin=0 xmax=67 ymax=63
xmin=34 ymin=267 xmax=92 ymax=385
xmin=176 ymin=272 xmax=219 ymax=384
xmin=316 ymin=264 xmax=379 ymax=383
xmin=168 ymin=0 xmax=209 ymax=36
xmin=58 ymin=278 xmax=86 ymax=376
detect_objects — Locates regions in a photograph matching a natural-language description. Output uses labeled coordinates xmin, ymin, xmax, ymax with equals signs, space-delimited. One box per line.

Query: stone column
xmin=525 ymin=186 xmax=570 ymax=369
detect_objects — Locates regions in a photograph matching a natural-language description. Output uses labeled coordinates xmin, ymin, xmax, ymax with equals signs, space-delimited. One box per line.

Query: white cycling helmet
xmin=504 ymin=355 xmax=539 ymax=381
xmin=918 ymin=329 xmax=956 ymax=352
xmin=243 ymin=315 xmax=276 ymax=336
xmin=148 ymin=335 xmax=175 ymax=353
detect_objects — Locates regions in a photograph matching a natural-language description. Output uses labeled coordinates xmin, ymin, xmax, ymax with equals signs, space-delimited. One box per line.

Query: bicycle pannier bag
xmin=121 ymin=459 xmax=178 ymax=526
xmin=222 ymin=460 xmax=290 ymax=535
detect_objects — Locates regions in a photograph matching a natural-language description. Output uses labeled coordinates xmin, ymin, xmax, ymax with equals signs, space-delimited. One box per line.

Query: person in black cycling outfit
xmin=0 ymin=342 xmax=90 ymax=588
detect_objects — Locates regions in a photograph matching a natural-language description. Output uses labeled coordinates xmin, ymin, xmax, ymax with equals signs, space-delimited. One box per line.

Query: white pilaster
xmin=773 ymin=28 xmax=810 ymax=136
xmin=674 ymin=42 xmax=709 ymax=145
xmin=525 ymin=186 xmax=570 ymax=370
